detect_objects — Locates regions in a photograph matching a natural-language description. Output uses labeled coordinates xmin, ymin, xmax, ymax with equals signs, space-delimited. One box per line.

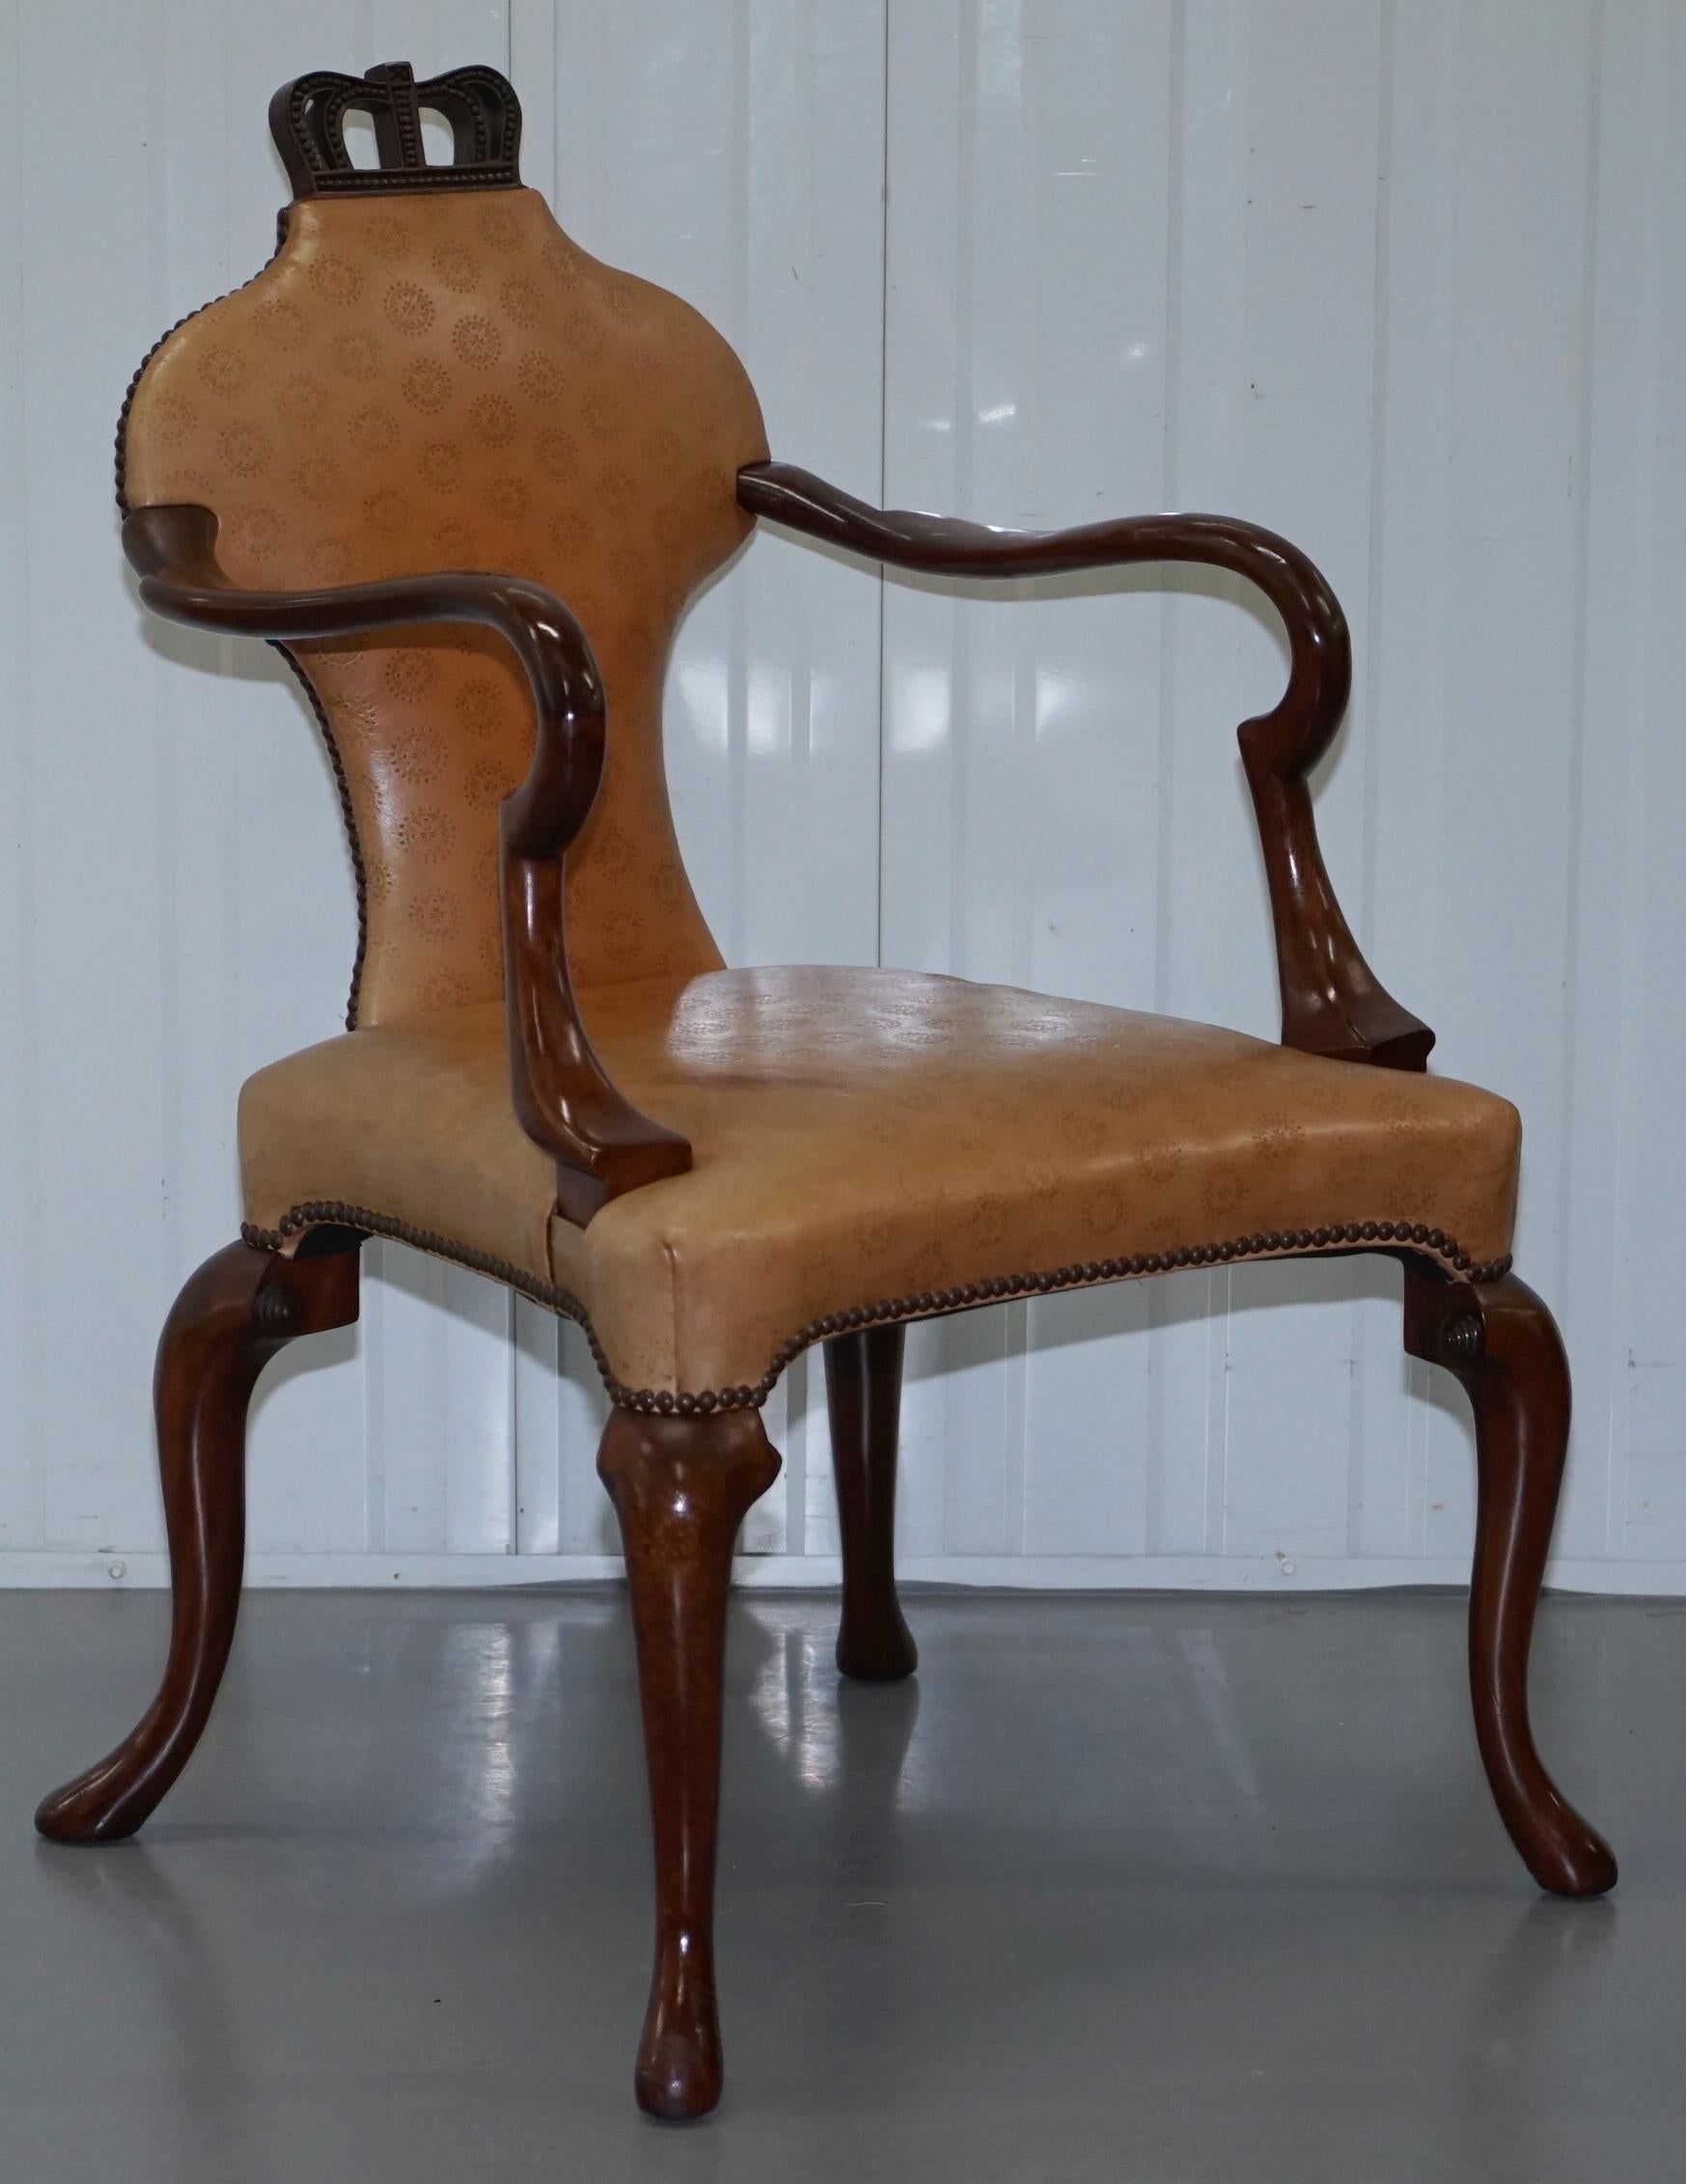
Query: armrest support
xmin=737 ymin=461 xmax=1431 ymax=1069
xmin=124 ymin=503 xmax=690 ymax=1225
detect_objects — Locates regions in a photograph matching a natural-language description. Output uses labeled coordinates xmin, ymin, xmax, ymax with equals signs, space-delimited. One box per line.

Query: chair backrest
xmin=120 ymin=62 xmax=767 ymax=1025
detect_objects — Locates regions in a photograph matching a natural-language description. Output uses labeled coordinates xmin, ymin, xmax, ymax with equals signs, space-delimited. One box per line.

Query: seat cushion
xmin=239 ymin=965 xmax=1520 ymax=1403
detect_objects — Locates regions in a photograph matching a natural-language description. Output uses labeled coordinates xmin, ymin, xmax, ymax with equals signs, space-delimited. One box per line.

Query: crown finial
xmin=268 ymin=62 xmax=522 ymax=198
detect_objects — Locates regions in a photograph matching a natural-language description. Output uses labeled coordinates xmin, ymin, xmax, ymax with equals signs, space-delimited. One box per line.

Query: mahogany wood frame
xmin=124 ymin=503 xmax=687 ymax=1228
xmin=37 ymin=1230 xmax=1616 ymax=2116
xmin=269 ymin=62 xmax=523 ymax=200
xmin=49 ymin=65 xmax=1612 ymax=2124
xmin=736 ymin=459 xmax=1432 ymax=1070
xmin=85 ymin=484 xmax=1615 ymax=2122
xmin=124 ymin=435 xmax=1429 ymax=1214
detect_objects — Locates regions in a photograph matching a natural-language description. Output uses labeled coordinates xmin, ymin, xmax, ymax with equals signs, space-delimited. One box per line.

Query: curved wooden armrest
xmin=738 ymin=460 xmax=1432 ymax=1069
xmin=124 ymin=503 xmax=690 ymax=1225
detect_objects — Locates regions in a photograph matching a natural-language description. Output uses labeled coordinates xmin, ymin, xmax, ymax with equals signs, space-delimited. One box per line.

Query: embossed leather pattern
xmin=238 ymin=966 xmax=1522 ymax=1397
xmin=126 ymin=178 xmax=1522 ymax=1401
xmin=122 ymin=188 xmax=767 ymax=1022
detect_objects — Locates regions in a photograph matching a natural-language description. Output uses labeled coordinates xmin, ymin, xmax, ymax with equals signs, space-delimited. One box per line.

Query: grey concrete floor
xmin=0 ymin=1586 xmax=1680 ymax=2182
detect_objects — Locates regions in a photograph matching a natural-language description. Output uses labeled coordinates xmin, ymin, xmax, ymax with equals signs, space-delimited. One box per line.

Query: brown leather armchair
xmin=37 ymin=62 xmax=1615 ymax=2121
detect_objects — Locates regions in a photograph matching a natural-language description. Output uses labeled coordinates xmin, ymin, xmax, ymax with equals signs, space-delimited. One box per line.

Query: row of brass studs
xmin=242 ymin=1202 xmax=623 ymax=1389
xmin=244 ymin=1203 xmax=1511 ymax=1417
xmin=115 ymin=243 xmax=286 ymax=511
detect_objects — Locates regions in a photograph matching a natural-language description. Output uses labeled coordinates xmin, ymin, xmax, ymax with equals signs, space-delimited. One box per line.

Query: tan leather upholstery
xmin=239 ymin=966 xmax=1521 ymax=1399
xmin=123 ymin=188 xmax=767 ymax=1022
xmin=128 ymin=180 xmax=1520 ymax=1405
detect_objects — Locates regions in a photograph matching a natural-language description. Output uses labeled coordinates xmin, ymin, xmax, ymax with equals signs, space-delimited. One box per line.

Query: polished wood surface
xmin=35 ymin=1235 xmax=361 ymax=1845
xmin=737 ymin=459 xmax=1432 ymax=1073
xmin=123 ymin=502 xmax=691 ymax=1227
xmin=824 ymin=1325 xmax=917 ymax=1682
xmin=1402 ymin=1265 xmax=1617 ymax=1896
xmin=67 ymin=59 xmax=1617 ymax=2127
xmin=270 ymin=61 xmax=523 ymax=199
xmin=596 ymin=1407 xmax=782 ymax=2121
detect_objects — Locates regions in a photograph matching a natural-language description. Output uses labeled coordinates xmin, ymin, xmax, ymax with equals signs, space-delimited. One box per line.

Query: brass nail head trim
xmin=243 ymin=1203 xmax=1511 ymax=1417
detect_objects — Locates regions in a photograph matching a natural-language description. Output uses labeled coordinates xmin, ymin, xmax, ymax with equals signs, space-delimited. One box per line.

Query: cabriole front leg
xmin=597 ymin=1405 xmax=782 ymax=2121
xmin=35 ymin=1236 xmax=360 ymax=1845
xmin=1402 ymin=1263 xmax=1617 ymax=1897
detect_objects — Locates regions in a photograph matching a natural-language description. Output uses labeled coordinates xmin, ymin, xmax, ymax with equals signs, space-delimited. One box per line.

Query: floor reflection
xmin=744 ymin=1607 xmax=922 ymax=1815
xmin=1449 ymin=1895 xmax=1618 ymax=2178
xmin=7 ymin=1587 xmax=1669 ymax=2182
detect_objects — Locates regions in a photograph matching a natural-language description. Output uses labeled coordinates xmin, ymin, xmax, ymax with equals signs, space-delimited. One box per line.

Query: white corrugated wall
xmin=1 ymin=0 xmax=1680 ymax=1591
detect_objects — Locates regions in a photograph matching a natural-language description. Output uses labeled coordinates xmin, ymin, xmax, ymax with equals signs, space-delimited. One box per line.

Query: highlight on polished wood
xmin=40 ymin=55 xmax=1614 ymax=2125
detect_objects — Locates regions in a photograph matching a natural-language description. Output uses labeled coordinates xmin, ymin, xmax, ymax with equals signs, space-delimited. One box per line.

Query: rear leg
xmin=825 ymin=1325 xmax=917 ymax=1681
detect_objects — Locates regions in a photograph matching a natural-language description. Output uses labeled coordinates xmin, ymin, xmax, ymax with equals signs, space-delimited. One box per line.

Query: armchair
xmin=37 ymin=61 xmax=1614 ymax=2123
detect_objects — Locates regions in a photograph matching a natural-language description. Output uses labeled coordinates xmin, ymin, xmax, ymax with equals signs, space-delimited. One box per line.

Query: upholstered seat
xmin=42 ymin=61 xmax=1614 ymax=2130
xmin=240 ymin=962 xmax=1520 ymax=1402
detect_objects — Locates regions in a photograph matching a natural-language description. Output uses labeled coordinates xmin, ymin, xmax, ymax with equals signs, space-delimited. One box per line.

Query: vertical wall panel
xmin=1196 ymin=0 xmax=1387 ymax=1570
xmin=1353 ymin=0 xmax=1462 ymax=1560
xmin=0 ymin=3 xmax=44 ymax=1558
xmin=531 ymin=0 xmax=888 ymax=1557
xmin=2 ymin=1 xmax=1682 ymax=1590
xmin=1601 ymin=0 xmax=1686 ymax=1564
xmin=1417 ymin=0 xmax=1601 ymax=1565
xmin=882 ymin=0 xmax=1177 ymax=1564
xmin=1552 ymin=0 xmax=1642 ymax=1564
xmin=876 ymin=0 xmax=1677 ymax=1592
xmin=1142 ymin=0 xmax=1258 ymax=1564
xmin=20 ymin=6 xmax=172 ymax=1559
xmin=0 ymin=1 xmax=522 ymax=1581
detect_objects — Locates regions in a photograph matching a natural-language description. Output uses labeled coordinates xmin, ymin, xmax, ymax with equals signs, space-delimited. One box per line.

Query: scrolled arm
xmin=124 ymin=502 xmax=689 ymax=1224
xmin=737 ymin=460 xmax=1431 ymax=1069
